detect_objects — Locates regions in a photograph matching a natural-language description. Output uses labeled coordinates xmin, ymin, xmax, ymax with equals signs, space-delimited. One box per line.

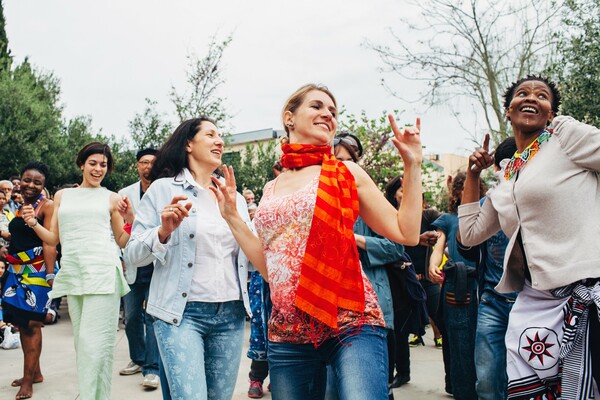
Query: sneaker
xmin=435 ymin=337 xmax=443 ymax=349
xmin=142 ymin=374 xmax=159 ymax=390
xmin=119 ymin=361 xmax=142 ymax=376
xmin=408 ymin=335 xmax=424 ymax=347
xmin=248 ymin=380 xmax=264 ymax=398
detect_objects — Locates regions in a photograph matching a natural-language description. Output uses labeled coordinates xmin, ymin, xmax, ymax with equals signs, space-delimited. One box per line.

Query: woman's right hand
xmin=158 ymin=195 xmax=192 ymax=243
xmin=22 ymin=204 xmax=37 ymax=227
xmin=469 ymin=133 xmax=495 ymax=174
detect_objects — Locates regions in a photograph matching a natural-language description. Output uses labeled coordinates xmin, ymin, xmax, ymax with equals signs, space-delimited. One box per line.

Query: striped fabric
xmin=281 ymin=143 xmax=364 ymax=329
xmin=6 ymin=246 xmax=45 ymax=275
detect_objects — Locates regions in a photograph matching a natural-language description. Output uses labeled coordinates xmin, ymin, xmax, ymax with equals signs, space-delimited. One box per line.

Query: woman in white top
xmin=124 ymin=117 xmax=252 ymax=400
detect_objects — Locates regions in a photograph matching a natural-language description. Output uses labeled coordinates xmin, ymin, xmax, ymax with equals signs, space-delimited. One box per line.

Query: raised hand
xmin=389 ymin=115 xmax=423 ymax=165
xmin=469 ymin=133 xmax=495 ymax=174
xmin=118 ymin=195 xmax=134 ymax=224
xmin=158 ymin=195 xmax=192 ymax=243
xmin=21 ymin=204 xmax=37 ymax=227
xmin=209 ymin=165 xmax=240 ymax=221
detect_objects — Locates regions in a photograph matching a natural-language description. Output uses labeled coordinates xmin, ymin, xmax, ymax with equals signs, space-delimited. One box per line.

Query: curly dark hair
xmin=448 ymin=172 xmax=487 ymax=213
xmin=20 ymin=161 xmax=50 ymax=182
xmin=502 ymin=75 xmax=561 ymax=114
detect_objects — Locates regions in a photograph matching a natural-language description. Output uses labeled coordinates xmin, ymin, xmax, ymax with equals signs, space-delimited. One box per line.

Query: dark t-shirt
xmin=404 ymin=208 xmax=441 ymax=275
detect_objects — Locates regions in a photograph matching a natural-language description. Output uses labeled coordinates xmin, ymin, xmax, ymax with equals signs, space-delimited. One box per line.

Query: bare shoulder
xmin=343 ymin=161 xmax=372 ymax=187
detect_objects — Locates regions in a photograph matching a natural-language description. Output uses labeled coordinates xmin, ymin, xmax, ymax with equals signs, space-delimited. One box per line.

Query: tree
xmin=170 ymin=34 xmax=232 ymax=126
xmin=549 ymin=0 xmax=600 ymax=127
xmin=229 ymin=141 xmax=279 ymax=200
xmin=339 ymin=110 xmax=446 ymax=209
xmin=128 ymin=98 xmax=173 ymax=149
xmin=0 ymin=0 xmax=11 ymax=73
xmin=368 ymin=0 xmax=561 ymax=144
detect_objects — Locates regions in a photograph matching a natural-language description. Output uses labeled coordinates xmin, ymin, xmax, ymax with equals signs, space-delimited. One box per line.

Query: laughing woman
xmin=1 ymin=161 xmax=56 ymax=400
xmin=458 ymin=76 xmax=600 ymax=399
xmin=124 ymin=118 xmax=252 ymax=400
xmin=23 ymin=143 xmax=132 ymax=400
xmin=211 ymin=84 xmax=423 ymax=400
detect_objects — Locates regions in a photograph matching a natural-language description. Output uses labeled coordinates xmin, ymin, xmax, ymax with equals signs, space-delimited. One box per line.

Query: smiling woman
xmin=22 ymin=142 xmax=134 ymax=400
xmin=124 ymin=117 xmax=253 ymax=400
xmin=459 ymin=76 xmax=600 ymax=399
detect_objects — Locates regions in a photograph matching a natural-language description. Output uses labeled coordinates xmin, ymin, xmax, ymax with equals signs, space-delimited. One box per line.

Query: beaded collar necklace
xmin=504 ymin=129 xmax=552 ymax=181
xmin=16 ymin=194 xmax=44 ymax=217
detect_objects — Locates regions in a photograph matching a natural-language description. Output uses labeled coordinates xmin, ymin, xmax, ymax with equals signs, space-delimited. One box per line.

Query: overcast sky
xmin=5 ymin=0 xmax=483 ymax=155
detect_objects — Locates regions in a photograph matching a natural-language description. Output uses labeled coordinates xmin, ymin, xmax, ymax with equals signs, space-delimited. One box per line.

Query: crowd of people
xmin=0 ymin=76 xmax=598 ymax=400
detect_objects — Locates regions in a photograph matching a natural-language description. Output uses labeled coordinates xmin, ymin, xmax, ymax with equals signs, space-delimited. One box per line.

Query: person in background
xmin=24 ymin=143 xmax=133 ymax=400
xmin=0 ymin=190 xmax=12 ymax=246
xmin=211 ymin=83 xmax=423 ymax=399
xmin=118 ymin=148 xmax=160 ymax=390
xmin=243 ymin=189 xmax=256 ymax=208
xmin=124 ymin=117 xmax=252 ymax=400
xmin=2 ymin=162 xmax=57 ymax=400
xmin=0 ymin=180 xmax=17 ymax=217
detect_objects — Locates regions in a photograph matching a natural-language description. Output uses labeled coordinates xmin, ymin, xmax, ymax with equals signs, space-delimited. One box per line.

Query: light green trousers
xmin=68 ymin=289 xmax=121 ymax=400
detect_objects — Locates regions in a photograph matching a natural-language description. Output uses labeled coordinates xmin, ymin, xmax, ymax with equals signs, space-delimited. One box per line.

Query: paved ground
xmin=0 ymin=299 xmax=450 ymax=399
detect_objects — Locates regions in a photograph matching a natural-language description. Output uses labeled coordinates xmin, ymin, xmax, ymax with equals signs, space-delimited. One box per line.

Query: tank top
xmin=50 ymin=187 xmax=127 ymax=297
xmin=253 ymin=175 xmax=384 ymax=345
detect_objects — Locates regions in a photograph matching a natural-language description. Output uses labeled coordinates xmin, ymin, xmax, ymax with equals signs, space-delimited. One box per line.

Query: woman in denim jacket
xmin=124 ymin=117 xmax=252 ymax=400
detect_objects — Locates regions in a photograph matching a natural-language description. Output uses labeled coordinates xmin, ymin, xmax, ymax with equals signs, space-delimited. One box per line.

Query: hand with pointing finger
xmin=388 ymin=116 xmax=423 ymax=165
xmin=158 ymin=195 xmax=192 ymax=243
xmin=468 ymin=133 xmax=495 ymax=175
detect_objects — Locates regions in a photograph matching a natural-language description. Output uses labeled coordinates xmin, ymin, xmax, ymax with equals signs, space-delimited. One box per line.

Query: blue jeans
xmin=154 ymin=301 xmax=246 ymax=400
xmin=442 ymin=272 xmax=478 ymax=399
xmin=123 ymin=281 xmax=159 ymax=375
xmin=269 ymin=325 xmax=388 ymax=400
xmin=475 ymin=291 xmax=513 ymax=400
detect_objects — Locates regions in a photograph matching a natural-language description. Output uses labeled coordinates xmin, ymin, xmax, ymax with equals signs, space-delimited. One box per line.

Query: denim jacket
xmin=123 ymin=170 xmax=252 ymax=326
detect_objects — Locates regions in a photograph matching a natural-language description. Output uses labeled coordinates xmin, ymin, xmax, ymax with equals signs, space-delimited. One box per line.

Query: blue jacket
xmin=354 ymin=216 xmax=405 ymax=329
xmin=124 ymin=170 xmax=252 ymax=326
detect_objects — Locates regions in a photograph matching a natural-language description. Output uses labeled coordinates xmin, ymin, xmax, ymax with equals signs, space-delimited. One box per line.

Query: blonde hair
xmin=281 ymin=84 xmax=337 ymax=135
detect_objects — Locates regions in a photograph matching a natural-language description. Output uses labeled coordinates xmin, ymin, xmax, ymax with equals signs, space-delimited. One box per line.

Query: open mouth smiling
xmin=520 ymin=106 xmax=539 ymax=114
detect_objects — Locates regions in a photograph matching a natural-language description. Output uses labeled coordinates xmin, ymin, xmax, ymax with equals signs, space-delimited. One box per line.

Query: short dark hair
xmin=384 ymin=175 xmax=403 ymax=209
xmin=503 ymin=75 xmax=561 ymax=114
xmin=20 ymin=161 xmax=50 ymax=182
xmin=136 ymin=148 xmax=158 ymax=161
xmin=76 ymin=142 xmax=114 ymax=173
xmin=494 ymin=137 xmax=517 ymax=169
xmin=150 ymin=117 xmax=215 ymax=181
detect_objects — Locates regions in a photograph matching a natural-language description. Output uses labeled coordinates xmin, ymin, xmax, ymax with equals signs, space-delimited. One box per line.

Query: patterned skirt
xmin=506 ymin=280 xmax=600 ymax=400
xmin=1 ymin=246 xmax=52 ymax=326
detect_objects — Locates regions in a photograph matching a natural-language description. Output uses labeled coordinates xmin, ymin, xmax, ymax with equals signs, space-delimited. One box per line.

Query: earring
xmin=286 ymin=122 xmax=294 ymax=128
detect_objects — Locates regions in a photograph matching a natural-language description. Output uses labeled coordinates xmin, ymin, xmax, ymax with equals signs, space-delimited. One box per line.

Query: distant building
xmin=223 ymin=128 xmax=285 ymax=165
xmin=426 ymin=152 xmax=469 ymax=178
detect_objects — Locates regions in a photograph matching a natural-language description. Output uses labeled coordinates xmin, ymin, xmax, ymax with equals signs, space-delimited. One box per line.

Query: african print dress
xmin=1 ymin=203 xmax=54 ymax=326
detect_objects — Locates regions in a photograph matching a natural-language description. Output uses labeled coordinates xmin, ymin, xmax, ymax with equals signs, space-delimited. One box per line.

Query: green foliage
xmin=129 ymin=98 xmax=173 ymax=149
xmin=228 ymin=141 xmax=279 ymax=201
xmin=549 ymin=0 xmax=600 ymax=127
xmin=170 ymin=34 xmax=232 ymax=127
xmin=339 ymin=110 xmax=447 ymax=210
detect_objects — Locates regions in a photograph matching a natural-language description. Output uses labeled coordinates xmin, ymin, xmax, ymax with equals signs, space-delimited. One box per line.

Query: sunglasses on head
xmin=333 ymin=134 xmax=363 ymax=157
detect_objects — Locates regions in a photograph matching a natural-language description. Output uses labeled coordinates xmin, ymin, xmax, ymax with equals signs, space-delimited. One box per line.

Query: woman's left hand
xmin=118 ymin=195 xmax=134 ymax=223
xmin=389 ymin=115 xmax=423 ymax=165
xmin=210 ymin=165 xmax=240 ymax=221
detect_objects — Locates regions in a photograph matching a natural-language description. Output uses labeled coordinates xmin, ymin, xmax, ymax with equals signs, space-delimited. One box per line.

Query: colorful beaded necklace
xmin=15 ymin=194 xmax=44 ymax=218
xmin=504 ymin=129 xmax=552 ymax=181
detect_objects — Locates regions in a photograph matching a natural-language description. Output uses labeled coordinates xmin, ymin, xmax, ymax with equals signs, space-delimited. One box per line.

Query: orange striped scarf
xmin=281 ymin=143 xmax=365 ymax=329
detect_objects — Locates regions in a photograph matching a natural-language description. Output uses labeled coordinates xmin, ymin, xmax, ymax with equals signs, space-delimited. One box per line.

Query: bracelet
xmin=45 ymin=273 xmax=56 ymax=281
xmin=28 ymin=219 xmax=38 ymax=228
xmin=123 ymin=223 xmax=132 ymax=235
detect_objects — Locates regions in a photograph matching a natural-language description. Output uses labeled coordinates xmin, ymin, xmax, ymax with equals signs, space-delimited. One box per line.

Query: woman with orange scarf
xmin=211 ymin=84 xmax=423 ymax=399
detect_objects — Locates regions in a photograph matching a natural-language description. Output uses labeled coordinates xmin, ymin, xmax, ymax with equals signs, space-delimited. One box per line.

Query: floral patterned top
xmin=253 ymin=174 xmax=384 ymax=345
